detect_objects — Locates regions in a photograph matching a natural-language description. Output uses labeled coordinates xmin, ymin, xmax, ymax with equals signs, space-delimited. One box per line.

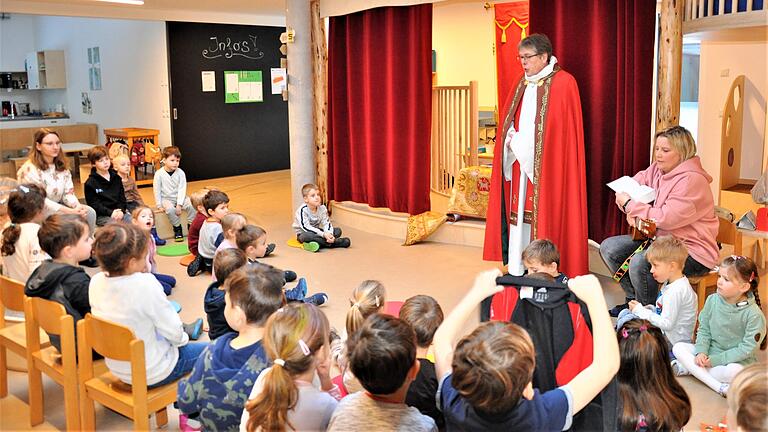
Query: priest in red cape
xmin=483 ymin=33 xmax=589 ymax=282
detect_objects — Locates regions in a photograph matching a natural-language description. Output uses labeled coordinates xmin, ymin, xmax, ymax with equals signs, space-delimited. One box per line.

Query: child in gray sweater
xmin=292 ymin=183 xmax=351 ymax=252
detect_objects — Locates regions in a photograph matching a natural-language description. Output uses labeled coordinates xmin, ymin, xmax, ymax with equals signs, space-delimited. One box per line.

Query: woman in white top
xmin=17 ymin=128 xmax=96 ymax=234
xmin=241 ymin=303 xmax=342 ymax=432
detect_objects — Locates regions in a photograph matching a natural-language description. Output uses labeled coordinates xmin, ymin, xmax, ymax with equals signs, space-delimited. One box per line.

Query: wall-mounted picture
xmin=88 ymin=46 xmax=102 ymax=90
xmin=81 ymin=92 xmax=92 ymax=114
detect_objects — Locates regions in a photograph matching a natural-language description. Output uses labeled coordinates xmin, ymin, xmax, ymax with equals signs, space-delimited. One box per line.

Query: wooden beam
xmin=656 ymin=0 xmax=684 ymax=133
xmin=310 ymin=0 xmax=329 ymax=202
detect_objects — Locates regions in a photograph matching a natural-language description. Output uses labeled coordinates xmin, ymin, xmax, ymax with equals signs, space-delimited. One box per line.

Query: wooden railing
xmin=430 ymin=81 xmax=479 ymax=196
xmin=683 ymin=0 xmax=766 ymax=33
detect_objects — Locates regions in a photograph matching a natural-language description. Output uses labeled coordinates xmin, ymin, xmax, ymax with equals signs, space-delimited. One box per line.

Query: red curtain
xmin=327 ymin=5 xmax=432 ymax=215
xmin=530 ymin=0 xmax=656 ymax=242
xmin=494 ymin=2 xmax=529 ymax=108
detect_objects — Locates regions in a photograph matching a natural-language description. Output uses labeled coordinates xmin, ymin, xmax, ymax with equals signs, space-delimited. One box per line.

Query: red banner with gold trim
xmin=494 ymin=2 xmax=529 ymax=108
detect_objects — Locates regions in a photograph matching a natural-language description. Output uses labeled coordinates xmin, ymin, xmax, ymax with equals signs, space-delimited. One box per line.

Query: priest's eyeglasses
xmin=517 ymin=53 xmax=541 ymax=62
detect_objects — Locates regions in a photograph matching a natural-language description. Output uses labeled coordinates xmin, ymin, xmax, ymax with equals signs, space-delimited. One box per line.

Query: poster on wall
xmin=81 ymin=92 xmax=92 ymax=114
xmin=201 ymin=71 xmax=216 ymax=92
xmin=224 ymin=70 xmax=263 ymax=103
xmin=270 ymin=68 xmax=286 ymax=95
xmin=88 ymin=47 xmax=102 ymax=91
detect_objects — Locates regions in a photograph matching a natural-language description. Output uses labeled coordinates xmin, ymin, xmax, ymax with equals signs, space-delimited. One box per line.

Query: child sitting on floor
xmin=242 ymin=303 xmax=342 ymax=431
xmin=113 ymin=154 xmax=165 ymax=245
xmin=84 ymin=145 xmax=131 ymax=226
xmin=672 ymin=255 xmax=766 ymax=396
xmin=186 ymin=187 xmax=211 ymax=261
xmin=616 ymin=318 xmax=691 ymax=431
xmin=211 ymin=212 xmax=247 ymax=281
xmin=618 ymin=235 xmax=698 ymax=347
xmin=399 ymin=295 xmax=445 ymax=429
xmin=292 ymin=183 xmax=350 ymax=252
xmin=331 ymin=280 xmax=386 ymax=394
xmin=24 ymin=214 xmax=93 ymax=354
xmin=433 ymin=270 xmax=620 ymax=430
xmin=1 ymin=183 xmax=47 ymax=282
xmin=204 ymin=248 xmax=246 ymax=339
xmin=188 ymin=189 xmax=229 ymax=276
xmin=178 ymin=264 xmax=283 ymax=431
xmin=131 ymin=206 xmax=177 ymax=296
xmin=327 ymin=314 xmax=437 ymax=431
xmin=89 ymin=223 xmax=207 ymax=387
xmin=726 ymin=363 xmax=767 ymax=431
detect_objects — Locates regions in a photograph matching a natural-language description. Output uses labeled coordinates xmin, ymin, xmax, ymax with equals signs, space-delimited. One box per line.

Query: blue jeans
xmin=149 ymin=342 xmax=208 ymax=388
xmin=600 ymin=235 xmax=710 ymax=305
xmin=154 ymin=273 xmax=177 ymax=295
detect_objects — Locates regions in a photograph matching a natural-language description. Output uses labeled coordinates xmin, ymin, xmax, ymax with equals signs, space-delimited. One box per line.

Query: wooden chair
xmin=689 ymin=216 xmax=738 ymax=312
xmin=25 ymin=296 xmax=89 ymax=429
xmin=0 ymin=275 xmax=49 ymax=398
xmin=77 ymin=314 xmax=177 ymax=431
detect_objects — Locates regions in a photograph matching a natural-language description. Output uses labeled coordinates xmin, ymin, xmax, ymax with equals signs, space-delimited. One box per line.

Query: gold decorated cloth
xmin=447 ymin=166 xmax=493 ymax=219
xmin=404 ymin=211 xmax=447 ymax=246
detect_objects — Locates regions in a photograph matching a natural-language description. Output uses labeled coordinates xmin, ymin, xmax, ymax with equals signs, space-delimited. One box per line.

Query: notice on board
xmin=201 ymin=71 xmax=216 ymax=92
xmin=224 ymin=70 xmax=263 ymax=103
xmin=270 ymin=68 xmax=286 ymax=95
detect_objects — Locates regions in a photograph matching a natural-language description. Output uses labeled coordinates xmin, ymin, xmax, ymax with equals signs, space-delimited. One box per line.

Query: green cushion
xmin=157 ymin=243 xmax=190 ymax=257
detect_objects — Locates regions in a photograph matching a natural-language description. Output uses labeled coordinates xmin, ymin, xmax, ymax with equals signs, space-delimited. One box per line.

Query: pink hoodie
xmin=626 ymin=156 xmax=719 ymax=269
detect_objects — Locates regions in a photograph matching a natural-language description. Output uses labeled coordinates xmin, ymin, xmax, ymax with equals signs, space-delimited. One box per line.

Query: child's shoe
xmin=285 ymin=278 xmax=308 ymax=301
xmin=670 ymin=359 xmax=690 ymax=376
xmin=183 ymin=318 xmax=204 ymax=340
xmin=303 ymin=241 xmax=320 ymax=252
xmin=150 ymin=227 xmax=167 ymax=246
xmin=304 ymin=292 xmax=328 ymax=307
xmin=187 ymin=254 xmax=203 ymax=277
xmin=264 ymin=243 xmax=276 ymax=257
xmin=170 ymin=300 xmax=182 ymax=313
xmin=179 ymin=414 xmax=202 ymax=432
xmin=337 ymin=238 xmax=351 ymax=248
xmin=173 ymin=225 xmax=184 ymax=242
xmin=284 ymin=270 xmax=298 ymax=283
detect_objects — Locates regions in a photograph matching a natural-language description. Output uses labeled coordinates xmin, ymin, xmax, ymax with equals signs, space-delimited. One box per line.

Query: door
xmin=167 ymin=21 xmax=289 ymax=181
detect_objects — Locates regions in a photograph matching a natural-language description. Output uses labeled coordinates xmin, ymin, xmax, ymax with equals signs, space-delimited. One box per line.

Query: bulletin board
xmin=224 ymin=70 xmax=263 ymax=103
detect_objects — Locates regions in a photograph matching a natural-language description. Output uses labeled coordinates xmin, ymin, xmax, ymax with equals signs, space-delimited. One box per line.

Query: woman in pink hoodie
xmin=601 ymin=125 xmax=718 ymax=315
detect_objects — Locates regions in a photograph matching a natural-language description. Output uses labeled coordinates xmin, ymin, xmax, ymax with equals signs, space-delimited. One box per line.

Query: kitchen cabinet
xmin=25 ymin=51 xmax=66 ymax=90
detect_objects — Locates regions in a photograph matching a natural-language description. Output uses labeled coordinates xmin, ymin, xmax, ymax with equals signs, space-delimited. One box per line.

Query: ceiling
xmin=0 ymin=0 xmax=287 ymax=25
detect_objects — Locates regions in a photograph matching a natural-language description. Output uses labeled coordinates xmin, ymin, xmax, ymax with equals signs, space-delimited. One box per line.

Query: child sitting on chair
xmin=84 ymin=146 xmax=131 ymax=226
xmin=152 ymin=146 xmax=196 ymax=242
xmin=292 ymin=183 xmax=350 ymax=252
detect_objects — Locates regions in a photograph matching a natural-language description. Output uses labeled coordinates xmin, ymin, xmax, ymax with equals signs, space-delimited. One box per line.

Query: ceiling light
xmin=97 ymin=0 xmax=145 ymax=5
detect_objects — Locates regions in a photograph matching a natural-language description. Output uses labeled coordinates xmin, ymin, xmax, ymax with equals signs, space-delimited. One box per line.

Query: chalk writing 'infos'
xmin=202 ymin=35 xmax=265 ymax=60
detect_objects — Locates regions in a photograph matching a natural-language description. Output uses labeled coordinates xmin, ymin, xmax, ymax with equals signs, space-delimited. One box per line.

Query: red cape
xmin=483 ymin=68 xmax=589 ymax=277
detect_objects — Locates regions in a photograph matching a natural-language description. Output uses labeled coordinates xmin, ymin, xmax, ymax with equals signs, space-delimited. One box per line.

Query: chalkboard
xmin=167 ymin=22 xmax=289 ymax=181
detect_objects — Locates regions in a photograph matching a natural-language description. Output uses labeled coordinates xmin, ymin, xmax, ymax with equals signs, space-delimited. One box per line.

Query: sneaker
xmin=609 ymin=302 xmax=629 ymax=318
xmin=284 ymin=270 xmax=298 ymax=283
xmin=285 ymin=278 xmax=308 ymax=301
xmin=173 ymin=225 xmax=184 ymax=242
xmin=334 ymin=237 xmax=351 ymax=248
xmin=187 ymin=255 xmax=202 ymax=277
xmin=304 ymin=292 xmax=328 ymax=307
xmin=717 ymin=383 xmax=729 ymax=397
xmin=183 ymin=318 xmax=204 ymax=340
xmin=170 ymin=300 xmax=182 ymax=313
xmin=151 ymin=227 xmax=167 ymax=246
xmin=303 ymin=241 xmax=320 ymax=252
xmin=671 ymin=359 xmax=690 ymax=377
xmin=264 ymin=243 xmax=276 ymax=257
xmin=79 ymin=257 xmax=99 ymax=268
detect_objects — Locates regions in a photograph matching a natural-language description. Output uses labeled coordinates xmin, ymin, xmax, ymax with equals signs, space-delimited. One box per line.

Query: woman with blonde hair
xmin=241 ymin=303 xmax=341 ymax=431
xmin=601 ymin=125 xmax=718 ymax=315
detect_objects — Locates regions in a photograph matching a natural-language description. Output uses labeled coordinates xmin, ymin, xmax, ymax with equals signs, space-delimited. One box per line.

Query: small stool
xmin=153 ymin=209 xmax=189 ymax=240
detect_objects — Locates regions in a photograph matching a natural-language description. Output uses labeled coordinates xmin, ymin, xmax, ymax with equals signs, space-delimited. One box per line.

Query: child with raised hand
xmin=241 ymin=302 xmax=342 ymax=432
xmin=618 ymin=235 xmax=698 ymax=347
xmin=399 ymin=295 xmax=445 ymax=429
xmin=328 ymin=314 xmax=437 ymax=431
xmin=177 ymin=263 xmax=283 ymax=431
xmin=211 ymin=212 xmax=247 ymax=281
xmin=331 ymin=279 xmax=386 ymax=394
xmin=292 ymin=183 xmax=350 ymax=252
xmin=726 ymin=363 xmax=767 ymax=432
xmin=205 ymin=248 xmax=246 ymax=339
xmin=89 ymin=223 xmax=207 ymax=387
xmin=84 ymin=145 xmax=130 ymax=226
xmin=672 ymin=255 xmax=766 ymax=396
xmin=434 ymin=270 xmax=620 ymax=430
xmin=616 ymin=319 xmax=691 ymax=431
xmin=24 ymin=214 xmax=93 ymax=354
xmin=1 ymin=183 xmax=47 ymax=282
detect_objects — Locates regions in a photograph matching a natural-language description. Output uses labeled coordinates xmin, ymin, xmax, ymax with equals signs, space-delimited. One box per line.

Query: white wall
xmin=698 ymin=40 xmax=767 ymax=198
xmin=34 ymin=16 xmax=173 ymax=147
xmin=0 ymin=14 xmax=42 ymax=112
xmin=432 ymin=1 xmax=498 ymax=109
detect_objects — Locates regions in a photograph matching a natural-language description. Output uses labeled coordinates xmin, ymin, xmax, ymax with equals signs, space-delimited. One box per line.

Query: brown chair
xmin=689 ymin=216 xmax=737 ymax=313
xmin=25 ymin=296 xmax=93 ymax=429
xmin=77 ymin=314 xmax=177 ymax=431
xmin=0 ymin=275 xmax=49 ymax=398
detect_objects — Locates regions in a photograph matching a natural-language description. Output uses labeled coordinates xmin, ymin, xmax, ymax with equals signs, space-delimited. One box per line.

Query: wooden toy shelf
xmin=103 ymin=127 xmax=160 ymax=186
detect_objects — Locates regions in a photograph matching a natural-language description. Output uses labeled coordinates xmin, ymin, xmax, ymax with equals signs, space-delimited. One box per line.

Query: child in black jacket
xmin=83 ymin=146 xmax=130 ymax=226
xmin=204 ymin=248 xmax=247 ymax=339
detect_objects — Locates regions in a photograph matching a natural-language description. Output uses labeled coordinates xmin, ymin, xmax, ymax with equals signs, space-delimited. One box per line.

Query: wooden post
xmin=656 ymin=0 xmax=683 ymax=133
xmin=310 ymin=0 xmax=329 ymax=203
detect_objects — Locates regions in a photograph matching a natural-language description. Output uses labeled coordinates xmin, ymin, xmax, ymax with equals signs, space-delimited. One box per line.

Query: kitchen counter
xmin=0 ymin=114 xmax=69 ymax=122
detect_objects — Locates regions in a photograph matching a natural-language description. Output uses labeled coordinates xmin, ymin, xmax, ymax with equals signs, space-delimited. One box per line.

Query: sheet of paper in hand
xmin=607 ymin=176 xmax=656 ymax=204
